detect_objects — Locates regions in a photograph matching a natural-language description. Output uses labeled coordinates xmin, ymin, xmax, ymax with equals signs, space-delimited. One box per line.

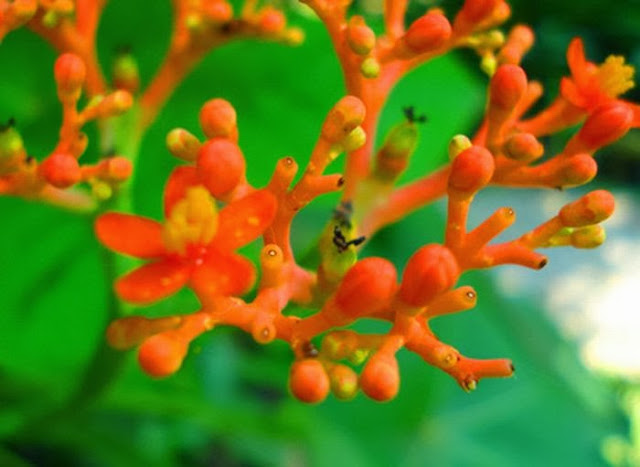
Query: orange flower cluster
xmin=2 ymin=1 xmax=636 ymax=403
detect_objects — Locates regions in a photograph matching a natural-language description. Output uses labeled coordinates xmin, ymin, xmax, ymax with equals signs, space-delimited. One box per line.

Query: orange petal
xmin=95 ymin=213 xmax=165 ymax=258
xmin=116 ymin=259 xmax=190 ymax=305
xmin=190 ymin=251 xmax=256 ymax=298
xmin=163 ymin=166 xmax=202 ymax=217
xmin=214 ymin=190 xmax=277 ymax=250
xmin=566 ymin=38 xmax=591 ymax=87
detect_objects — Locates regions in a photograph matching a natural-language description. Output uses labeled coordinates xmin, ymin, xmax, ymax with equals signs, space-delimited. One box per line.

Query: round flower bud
xmin=489 ymin=64 xmax=527 ymax=110
xmin=560 ymin=154 xmax=597 ymax=187
xmin=199 ymin=98 xmax=237 ymax=140
xmin=558 ymin=190 xmax=615 ymax=227
xmin=321 ymin=96 xmax=366 ymax=144
xmin=360 ymin=354 xmax=399 ymax=402
xmin=39 ymin=152 xmax=81 ymax=188
xmin=258 ymin=7 xmax=286 ymax=35
xmin=54 ymin=53 xmax=86 ymax=99
xmin=503 ymin=133 xmax=543 ymax=162
xmin=570 ymin=225 xmax=606 ymax=249
xmin=138 ymin=333 xmax=187 ymax=378
xmin=404 ymin=13 xmax=452 ymax=54
xmin=196 ymin=138 xmax=245 ymax=197
xmin=289 ymin=359 xmax=330 ymax=403
xmin=202 ymin=1 xmax=233 ymax=24
xmin=166 ymin=128 xmax=202 ymax=162
xmin=448 ymin=145 xmax=495 ymax=196
xmin=329 ymin=364 xmax=359 ymax=400
xmin=399 ymin=244 xmax=459 ymax=307
xmin=105 ymin=156 xmax=133 ymax=181
xmin=347 ymin=16 xmax=376 ymax=55
xmin=334 ymin=257 xmax=398 ymax=318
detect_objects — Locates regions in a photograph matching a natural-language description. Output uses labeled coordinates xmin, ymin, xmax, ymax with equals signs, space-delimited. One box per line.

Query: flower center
xmin=163 ymin=186 xmax=218 ymax=256
xmin=597 ymin=55 xmax=635 ymax=98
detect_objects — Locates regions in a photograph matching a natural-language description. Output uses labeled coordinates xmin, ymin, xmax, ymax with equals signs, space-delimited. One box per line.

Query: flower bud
xmin=104 ymin=156 xmax=133 ymax=181
xmin=560 ymin=154 xmax=597 ymax=187
xmin=138 ymin=333 xmax=187 ymax=378
xmin=257 ymin=7 xmax=286 ymax=35
xmin=498 ymin=25 xmax=534 ymax=65
xmin=360 ymin=57 xmax=380 ymax=78
xmin=39 ymin=152 xmax=81 ymax=188
xmin=460 ymin=0 xmax=500 ymax=23
xmin=54 ymin=53 xmax=86 ymax=100
xmin=202 ymin=1 xmax=233 ymax=24
xmin=347 ymin=16 xmax=376 ymax=55
xmin=448 ymin=145 xmax=495 ymax=195
xmin=321 ymin=96 xmax=366 ymax=144
xmin=558 ymin=190 xmax=615 ymax=227
xmin=196 ymin=138 xmax=245 ymax=197
xmin=199 ymin=98 xmax=238 ymax=140
xmin=574 ymin=102 xmax=633 ymax=152
xmin=112 ymin=49 xmax=140 ymax=93
xmin=334 ymin=257 xmax=398 ymax=318
xmin=570 ymin=225 xmax=606 ymax=249
xmin=342 ymin=126 xmax=366 ymax=153
xmin=399 ymin=244 xmax=459 ymax=307
xmin=448 ymin=134 xmax=472 ymax=160
xmin=289 ymin=359 xmax=330 ymax=403
xmin=360 ymin=354 xmax=399 ymax=402
xmin=489 ymin=64 xmax=527 ymax=110
xmin=166 ymin=128 xmax=202 ymax=162
xmin=404 ymin=13 xmax=452 ymax=54
xmin=0 ymin=121 xmax=25 ymax=172
xmin=329 ymin=364 xmax=359 ymax=400
xmin=503 ymin=132 xmax=543 ymax=162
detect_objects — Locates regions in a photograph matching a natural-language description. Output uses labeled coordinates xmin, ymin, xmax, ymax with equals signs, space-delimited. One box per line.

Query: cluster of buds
xmin=1 ymin=0 xmax=300 ymax=209
xmin=3 ymin=1 xmax=638 ymax=403
xmin=0 ymin=53 xmax=132 ymax=208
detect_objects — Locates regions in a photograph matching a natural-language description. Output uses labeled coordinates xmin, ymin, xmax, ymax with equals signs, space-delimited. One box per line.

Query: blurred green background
xmin=1 ymin=0 xmax=640 ymax=465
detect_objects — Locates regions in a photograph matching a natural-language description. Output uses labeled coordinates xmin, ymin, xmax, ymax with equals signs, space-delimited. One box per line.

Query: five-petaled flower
xmin=96 ymin=184 xmax=277 ymax=305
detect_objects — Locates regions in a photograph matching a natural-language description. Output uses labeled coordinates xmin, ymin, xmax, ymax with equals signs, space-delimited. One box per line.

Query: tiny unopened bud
xmin=202 ymin=1 xmax=233 ymax=24
xmin=199 ymin=98 xmax=238 ymax=140
xmin=360 ymin=354 xmax=399 ymax=402
xmin=498 ymin=25 xmax=534 ymax=65
xmin=196 ymin=138 xmax=245 ymax=197
xmin=503 ymin=133 xmax=543 ymax=161
xmin=91 ymin=180 xmax=113 ymax=200
xmin=342 ymin=126 xmax=366 ymax=152
xmin=360 ymin=57 xmax=380 ymax=78
xmin=570 ymin=225 xmax=606 ymax=249
xmin=347 ymin=16 xmax=376 ymax=55
xmin=166 ymin=128 xmax=202 ymax=162
xmin=448 ymin=134 xmax=472 ymax=160
xmin=489 ymin=64 xmax=527 ymax=110
xmin=289 ymin=359 xmax=330 ymax=403
xmin=39 ymin=152 xmax=81 ymax=188
xmin=447 ymin=145 xmax=495 ymax=195
xmin=54 ymin=53 xmax=86 ymax=100
xmin=95 ymin=90 xmax=133 ymax=118
xmin=334 ymin=257 xmax=398 ymax=318
xmin=329 ymin=364 xmax=358 ymax=400
xmin=560 ymin=154 xmax=597 ymax=187
xmin=104 ymin=156 xmax=133 ymax=181
xmin=138 ymin=334 xmax=187 ymax=378
xmin=258 ymin=7 xmax=286 ymax=35
xmin=404 ymin=13 xmax=452 ymax=54
xmin=321 ymin=96 xmax=366 ymax=143
xmin=0 ymin=122 xmax=24 ymax=164
xmin=399 ymin=244 xmax=460 ymax=307
xmin=558 ymin=190 xmax=615 ymax=227
xmin=112 ymin=49 xmax=140 ymax=93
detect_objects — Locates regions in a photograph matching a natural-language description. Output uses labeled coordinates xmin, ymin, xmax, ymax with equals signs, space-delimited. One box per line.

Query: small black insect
xmin=332 ymin=225 xmax=365 ymax=253
xmin=403 ymin=106 xmax=428 ymax=124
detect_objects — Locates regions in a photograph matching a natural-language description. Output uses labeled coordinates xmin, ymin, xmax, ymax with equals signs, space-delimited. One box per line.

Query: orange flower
xmin=96 ymin=184 xmax=277 ymax=305
xmin=561 ymin=38 xmax=635 ymax=112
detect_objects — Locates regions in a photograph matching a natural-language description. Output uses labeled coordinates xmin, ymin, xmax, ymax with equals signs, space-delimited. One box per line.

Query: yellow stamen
xmin=163 ymin=186 xmax=218 ymax=255
xmin=597 ymin=55 xmax=635 ymax=98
